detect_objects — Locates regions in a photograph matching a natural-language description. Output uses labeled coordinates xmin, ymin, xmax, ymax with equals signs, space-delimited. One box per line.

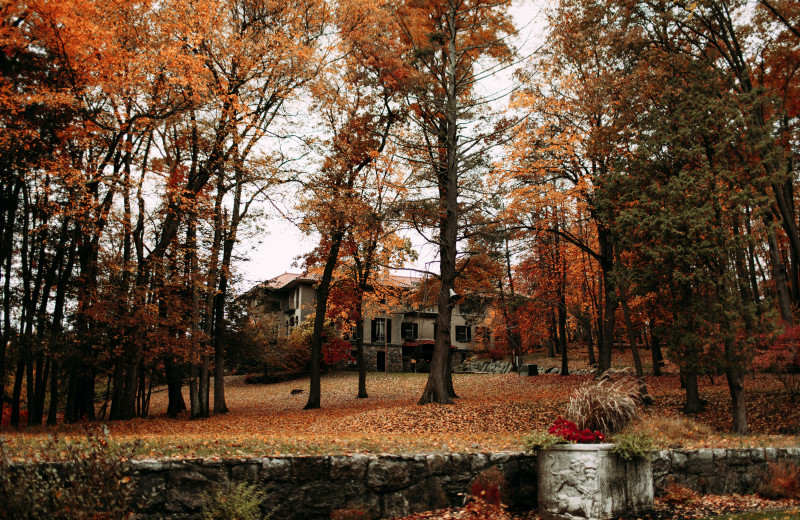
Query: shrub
xmin=0 ymin=427 xmax=136 ymax=520
xmin=625 ymin=416 xmax=713 ymax=448
xmin=202 ymin=481 xmax=264 ymax=520
xmin=566 ymin=376 xmax=640 ymax=434
xmin=469 ymin=466 xmax=512 ymax=508
xmin=610 ymin=431 xmax=654 ymax=461
xmin=758 ymin=462 xmax=800 ymax=500
xmin=522 ymin=430 xmax=565 ymax=451
xmin=754 ymin=325 xmax=800 ymax=402
xmin=660 ymin=480 xmax=698 ymax=505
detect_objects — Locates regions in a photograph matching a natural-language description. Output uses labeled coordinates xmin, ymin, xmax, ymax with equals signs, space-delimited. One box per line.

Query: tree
xmin=504 ymin=0 xmax=638 ymax=376
xmin=609 ymin=52 xmax=771 ymax=432
xmin=388 ymin=0 xmax=515 ymax=404
xmin=299 ymin=0 xmax=406 ymax=409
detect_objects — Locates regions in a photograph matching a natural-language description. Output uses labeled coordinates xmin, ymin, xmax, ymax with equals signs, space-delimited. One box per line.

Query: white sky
xmin=232 ymin=0 xmax=545 ymax=290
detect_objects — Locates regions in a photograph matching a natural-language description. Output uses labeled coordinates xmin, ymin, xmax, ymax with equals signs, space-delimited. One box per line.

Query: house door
xmin=377 ymin=351 xmax=385 ymax=372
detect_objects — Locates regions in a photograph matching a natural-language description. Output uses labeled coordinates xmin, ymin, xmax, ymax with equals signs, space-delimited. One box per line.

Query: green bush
xmin=0 ymin=427 xmax=137 ymax=520
xmin=202 ymin=481 xmax=264 ymax=520
xmin=610 ymin=431 xmax=654 ymax=461
xmin=522 ymin=430 xmax=567 ymax=452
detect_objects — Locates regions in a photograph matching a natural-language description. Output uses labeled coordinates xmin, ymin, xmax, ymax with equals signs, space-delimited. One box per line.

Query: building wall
xmin=253 ymin=279 xmax=489 ymax=369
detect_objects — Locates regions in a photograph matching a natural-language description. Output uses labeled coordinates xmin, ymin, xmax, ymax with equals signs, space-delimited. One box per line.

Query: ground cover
xmin=1 ymin=364 xmax=798 ymax=458
xmin=394 ymin=496 xmax=800 ymax=520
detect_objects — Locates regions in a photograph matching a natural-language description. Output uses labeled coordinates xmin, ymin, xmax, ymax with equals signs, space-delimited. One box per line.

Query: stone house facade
xmin=242 ymin=272 xmax=490 ymax=372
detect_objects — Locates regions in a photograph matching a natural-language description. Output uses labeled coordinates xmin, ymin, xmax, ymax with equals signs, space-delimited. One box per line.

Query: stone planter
xmin=537 ymin=443 xmax=653 ymax=520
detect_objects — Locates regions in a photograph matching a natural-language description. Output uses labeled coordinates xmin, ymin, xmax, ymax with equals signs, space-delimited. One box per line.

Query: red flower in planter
xmin=548 ymin=417 xmax=605 ymax=443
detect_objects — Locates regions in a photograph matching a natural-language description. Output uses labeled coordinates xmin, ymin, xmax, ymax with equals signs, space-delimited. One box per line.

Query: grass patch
xmin=1 ymin=371 xmax=798 ymax=459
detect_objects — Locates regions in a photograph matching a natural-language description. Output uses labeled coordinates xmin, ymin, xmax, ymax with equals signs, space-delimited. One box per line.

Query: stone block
xmin=671 ymin=450 xmax=688 ymax=470
xmin=728 ymin=449 xmax=751 ymax=466
xmin=330 ymin=454 xmax=370 ymax=480
xmin=231 ymin=462 xmax=258 ymax=481
xmin=448 ymin=453 xmax=473 ymax=477
xmin=131 ymin=458 xmax=170 ymax=472
xmin=651 ymin=451 xmax=671 ymax=477
xmin=537 ymin=444 xmax=653 ymax=520
xmin=751 ymin=449 xmax=766 ymax=463
xmin=382 ymin=491 xmax=410 ymax=519
xmin=405 ymin=477 xmax=450 ymax=513
xmin=166 ymin=462 xmax=227 ymax=513
xmin=712 ymin=449 xmax=727 ymax=460
xmin=765 ymin=447 xmax=779 ymax=461
xmin=470 ymin=453 xmax=489 ymax=473
xmin=366 ymin=458 xmax=411 ymax=491
xmin=260 ymin=457 xmax=292 ymax=481
xmin=426 ymin=453 xmax=450 ymax=475
xmin=131 ymin=470 xmax=167 ymax=513
xmin=488 ymin=452 xmax=513 ymax=465
xmin=686 ymin=449 xmax=714 ymax=475
xmin=292 ymin=456 xmax=329 ymax=481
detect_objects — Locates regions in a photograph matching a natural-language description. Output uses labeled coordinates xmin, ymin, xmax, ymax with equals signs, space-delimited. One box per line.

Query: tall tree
xmin=389 ymin=0 xmax=515 ymax=404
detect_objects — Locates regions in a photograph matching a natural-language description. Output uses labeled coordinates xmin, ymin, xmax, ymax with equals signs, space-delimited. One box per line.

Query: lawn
xmin=2 ymin=364 xmax=798 ymax=459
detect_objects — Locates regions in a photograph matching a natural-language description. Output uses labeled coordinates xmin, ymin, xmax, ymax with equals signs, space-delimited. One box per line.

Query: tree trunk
xmin=725 ymin=367 xmax=748 ymax=434
xmin=765 ymin=217 xmax=794 ymax=325
xmin=586 ymin=331 xmax=596 ymax=366
xmin=650 ymin=328 xmax=664 ymax=377
xmin=558 ymin=294 xmax=569 ymax=376
xmin=305 ymin=230 xmax=345 ymax=410
xmin=619 ymin=292 xmax=652 ymax=404
xmin=615 ymin=250 xmax=652 ymax=402
xmin=165 ymin=357 xmax=186 ymax=418
xmin=598 ymin=229 xmax=617 ymax=375
xmin=46 ymin=360 xmax=58 ymax=425
xmin=681 ymin=368 xmax=702 ymax=413
xmin=10 ymin=358 xmax=24 ymax=427
xmin=355 ymin=294 xmax=368 ymax=399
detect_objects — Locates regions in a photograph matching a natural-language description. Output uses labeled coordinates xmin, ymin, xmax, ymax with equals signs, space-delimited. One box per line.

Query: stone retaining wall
xmin=652 ymin=446 xmax=800 ymax=495
xmin=130 ymin=452 xmax=538 ymax=519
xmin=455 ymin=360 xmax=514 ymax=374
xmin=22 ymin=447 xmax=800 ymax=519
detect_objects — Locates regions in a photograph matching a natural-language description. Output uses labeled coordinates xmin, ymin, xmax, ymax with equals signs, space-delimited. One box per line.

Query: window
xmin=401 ymin=322 xmax=418 ymax=341
xmin=455 ymin=325 xmax=472 ymax=343
xmin=371 ymin=318 xmax=392 ymax=343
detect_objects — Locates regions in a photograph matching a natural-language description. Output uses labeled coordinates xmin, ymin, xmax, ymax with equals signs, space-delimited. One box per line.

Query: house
xmin=241 ymin=272 xmax=491 ymax=372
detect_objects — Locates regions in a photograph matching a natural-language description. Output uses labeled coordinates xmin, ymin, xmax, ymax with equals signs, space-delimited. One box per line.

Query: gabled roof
xmin=266 ymin=272 xmax=305 ymax=289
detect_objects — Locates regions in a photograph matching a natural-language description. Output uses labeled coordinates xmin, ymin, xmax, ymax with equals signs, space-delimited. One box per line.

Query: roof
xmin=266 ymin=272 xmax=307 ymax=289
xmin=252 ymin=271 xmax=422 ymax=293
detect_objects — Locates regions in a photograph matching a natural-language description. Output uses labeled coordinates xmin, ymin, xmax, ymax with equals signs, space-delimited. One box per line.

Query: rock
xmin=260 ymin=457 xmax=292 ymax=481
xmin=366 ymin=458 xmax=411 ymax=491
xmin=330 ymin=454 xmax=371 ymax=480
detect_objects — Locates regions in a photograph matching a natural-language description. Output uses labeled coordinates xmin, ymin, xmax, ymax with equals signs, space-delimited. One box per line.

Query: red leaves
xmin=322 ymin=337 xmax=354 ymax=366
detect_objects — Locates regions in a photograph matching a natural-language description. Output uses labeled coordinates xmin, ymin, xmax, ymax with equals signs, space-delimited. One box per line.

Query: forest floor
xmin=1 ymin=350 xmax=798 ymax=457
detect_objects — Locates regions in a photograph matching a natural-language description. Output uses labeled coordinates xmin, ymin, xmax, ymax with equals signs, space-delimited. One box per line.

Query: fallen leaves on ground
xmin=395 ymin=496 xmax=800 ymax=520
xmin=1 ymin=365 xmax=798 ymax=459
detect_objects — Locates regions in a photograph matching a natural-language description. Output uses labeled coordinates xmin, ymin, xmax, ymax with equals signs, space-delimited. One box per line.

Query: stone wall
xmin=652 ymin=447 xmax=800 ymax=495
xmin=17 ymin=447 xmax=800 ymax=519
xmin=130 ymin=452 xmax=537 ymax=520
xmin=455 ymin=360 xmax=513 ymax=374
